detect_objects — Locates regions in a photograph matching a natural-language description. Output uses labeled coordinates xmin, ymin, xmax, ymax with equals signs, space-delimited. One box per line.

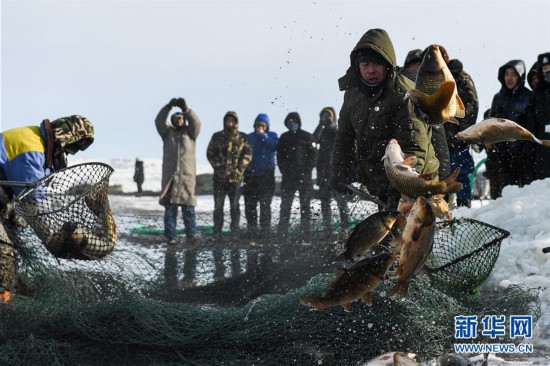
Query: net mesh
xmin=0 ymin=164 xmax=541 ymax=365
xmin=14 ymin=163 xmax=117 ymax=260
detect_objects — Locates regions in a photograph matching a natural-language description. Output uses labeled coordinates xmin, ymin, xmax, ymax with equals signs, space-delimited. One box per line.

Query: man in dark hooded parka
xmin=487 ymin=60 xmax=533 ymax=196
xmin=331 ymin=28 xmax=438 ymax=209
xmin=524 ymin=52 xmax=550 ymax=181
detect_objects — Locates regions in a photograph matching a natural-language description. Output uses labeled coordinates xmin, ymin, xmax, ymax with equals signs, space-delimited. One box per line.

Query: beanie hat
xmin=404 ymin=49 xmax=423 ymax=67
xmin=254 ymin=113 xmax=270 ymax=127
xmin=170 ymin=112 xmax=184 ymax=125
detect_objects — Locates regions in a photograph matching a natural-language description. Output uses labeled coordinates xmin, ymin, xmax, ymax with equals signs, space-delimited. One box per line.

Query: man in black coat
xmin=277 ymin=112 xmax=317 ymax=235
xmin=313 ymin=107 xmax=349 ymax=230
xmin=525 ymin=52 xmax=550 ymax=181
xmin=487 ymin=60 xmax=533 ymax=197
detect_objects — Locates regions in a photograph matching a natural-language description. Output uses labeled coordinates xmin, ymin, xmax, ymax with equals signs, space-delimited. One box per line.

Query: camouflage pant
xmin=0 ymin=220 xmax=15 ymax=292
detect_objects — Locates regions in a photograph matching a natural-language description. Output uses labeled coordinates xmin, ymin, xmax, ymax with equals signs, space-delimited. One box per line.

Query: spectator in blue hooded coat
xmin=243 ymin=113 xmax=279 ymax=231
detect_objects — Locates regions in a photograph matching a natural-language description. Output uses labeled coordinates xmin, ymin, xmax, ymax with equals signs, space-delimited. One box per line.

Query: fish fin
xmin=411 ymin=226 xmax=423 ymax=242
xmin=396 ymin=164 xmax=411 ymax=171
xmin=299 ymin=296 xmax=329 ymax=310
xmin=441 ymin=168 xmax=464 ymax=194
xmin=333 ymin=253 xmax=349 ymax=263
xmin=406 ymin=89 xmax=426 ymax=106
xmin=402 ymin=155 xmax=417 ymax=167
xmin=448 ymin=117 xmax=460 ymax=125
xmin=429 ymin=81 xmax=456 ymax=111
xmin=418 ymin=173 xmax=434 ymax=181
xmin=342 ymin=302 xmax=353 ymax=312
xmin=362 ymin=292 xmax=373 ymax=306
xmin=454 ymin=94 xmax=466 ymax=118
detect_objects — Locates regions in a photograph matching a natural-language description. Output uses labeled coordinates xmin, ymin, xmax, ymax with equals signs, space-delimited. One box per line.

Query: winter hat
xmin=319 ymin=107 xmax=336 ymax=122
xmin=284 ymin=112 xmax=301 ymax=129
xmin=170 ymin=112 xmax=184 ymax=126
xmin=527 ymin=62 xmax=540 ymax=90
xmin=254 ymin=113 xmax=270 ymax=128
xmin=223 ymin=111 xmax=239 ymax=124
xmin=51 ymin=115 xmax=94 ymax=148
xmin=355 ymin=48 xmax=390 ymax=68
xmin=538 ymin=52 xmax=550 ymax=83
xmin=404 ymin=49 xmax=423 ymax=67
xmin=447 ymin=59 xmax=463 ymax=76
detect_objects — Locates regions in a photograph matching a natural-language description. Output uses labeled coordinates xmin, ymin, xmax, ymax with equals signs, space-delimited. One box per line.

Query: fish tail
xmin=540 ymin=139 xmax=550 ymax=147
xmin=388 ymin=281 xmax=409 ymax=298
xmin=441 ymin=168 xmax=463 ymax=194
xmin=299 ymin=296 xmax=330 ymax=310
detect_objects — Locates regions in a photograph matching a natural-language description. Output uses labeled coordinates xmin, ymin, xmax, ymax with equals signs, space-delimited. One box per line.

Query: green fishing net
xmin=0 ymin=164 xmax=541 ymax=365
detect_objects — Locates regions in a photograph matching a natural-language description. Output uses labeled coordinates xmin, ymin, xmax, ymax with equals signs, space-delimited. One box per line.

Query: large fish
xmin=44 ymin=190 xmax=117 ymax=260
xmin=300 ymin=252 xmax=396 ymax=311
xmin=456 ymin=117 xmax=550 ymax=146
xmin=334 ymin=211 xmax=399 ymax=262
xmin=389 ymin=196 xmax=436 ymax=298
xmin=436 ymin=353 xmax=473 ymax=366
xmin=383 ymin=139 xmax=463 ymax=198
xmin=399 ymin=194 xmax=451 ymax=223
xmin=407 ymin=45 xmax=465 ymax=125
xmin=361 ymin=352 xmax=419 ymax=366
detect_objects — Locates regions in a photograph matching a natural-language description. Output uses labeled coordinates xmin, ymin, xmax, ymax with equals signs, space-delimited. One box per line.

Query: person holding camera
xmin=155 ymin=97 xmax=201 ymax=244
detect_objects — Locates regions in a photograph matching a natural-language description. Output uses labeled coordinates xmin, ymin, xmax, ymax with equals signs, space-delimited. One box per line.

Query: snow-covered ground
xmin=69 ymin=156 xmax=549 ymax=364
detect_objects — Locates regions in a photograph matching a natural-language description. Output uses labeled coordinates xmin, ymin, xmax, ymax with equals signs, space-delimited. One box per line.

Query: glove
xmin=1 ymin=201 xmax=27 ymax=229
xmin=447 ymin=193 xmax=457 ymax=210
xmin=176 ymin=98 xmax=188 ymax=112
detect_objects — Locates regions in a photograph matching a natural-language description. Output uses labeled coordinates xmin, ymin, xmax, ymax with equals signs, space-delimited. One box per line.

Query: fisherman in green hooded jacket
xmin=331 ymin=28 xmax=438 ymax=209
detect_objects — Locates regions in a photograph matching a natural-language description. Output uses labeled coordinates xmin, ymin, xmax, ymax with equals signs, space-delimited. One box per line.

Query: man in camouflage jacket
xmin=331 ymin=28 xmax=438 ymax=209
xmin=207 ymin=111 xmax=252 ymax=238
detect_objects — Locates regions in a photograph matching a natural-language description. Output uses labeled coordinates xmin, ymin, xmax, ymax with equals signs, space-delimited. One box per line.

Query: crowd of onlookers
xmin=149 ymin=29 xmax=550 ymax=243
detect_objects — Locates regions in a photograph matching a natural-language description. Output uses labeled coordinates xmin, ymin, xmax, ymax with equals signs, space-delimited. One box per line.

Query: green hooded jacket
xmin=332 ymin=29 xmax=438 ymax=205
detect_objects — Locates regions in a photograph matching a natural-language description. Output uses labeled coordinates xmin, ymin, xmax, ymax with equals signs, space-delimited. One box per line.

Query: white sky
xmin=2 ymin=0 xmax=549 ymax=166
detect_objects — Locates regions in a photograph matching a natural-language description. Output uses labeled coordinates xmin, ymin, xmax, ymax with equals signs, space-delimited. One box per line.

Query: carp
xmin=407 ymin=45 xmax=465 ymax=125
xmin=383 ymin=139 xmax=462 ymax=198
xmin=300 ymin=252 xmax=396 ymax=311
xmin=361 ymin=352 xmax=418 ymax=366
xmin=334 ymin=211 xmax=399 ymax=262
xmin=45 ymin=190 xmax=117 ymax=260
xmin=456 ymin=117 xmax=550 ymax=146
xmin=389 ymin=196 xmax=436 ymax=298
xmin=436 ymin=353 xmax=473 ymax=366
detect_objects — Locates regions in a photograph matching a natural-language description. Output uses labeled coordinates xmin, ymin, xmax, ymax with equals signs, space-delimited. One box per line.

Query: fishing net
xmin=14 ymin=163 xmax=116 ymax=260
xmin=0 ymin=172 xmax=542 ymax=365
xmin=426 ymin=218 xmax=510 ymax=295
